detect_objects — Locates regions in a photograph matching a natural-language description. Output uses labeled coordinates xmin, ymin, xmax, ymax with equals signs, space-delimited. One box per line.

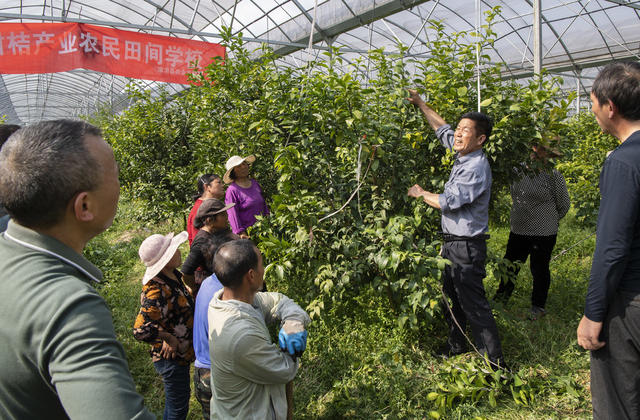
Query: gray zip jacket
xmin=0 ymin=220 xmax=153 ymax=420
xmin=208 ymin=290 xmax=311 ymax=419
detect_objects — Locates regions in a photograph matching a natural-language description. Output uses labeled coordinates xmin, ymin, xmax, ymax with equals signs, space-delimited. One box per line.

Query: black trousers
xmin=441 ymin=238 xmax=503 ymax=363
xmin=497 ymin=232 xmax=557 ymax=308
xmin=591 ymin=291 xmax=640 ymax=420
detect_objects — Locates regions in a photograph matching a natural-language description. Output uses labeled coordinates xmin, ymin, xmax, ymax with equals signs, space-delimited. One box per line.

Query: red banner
xmin=0 ymin=23 xmax=225 ymax=84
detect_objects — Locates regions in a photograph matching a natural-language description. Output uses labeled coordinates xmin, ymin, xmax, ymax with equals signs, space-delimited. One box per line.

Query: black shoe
xmin=529 ymin=305 xmax=546 ymax=320
xmin=433 ymin=342 xmax=468 ymax=358
xmin=487 ymin=358 xmax=510 ymax=373
xmin=493 ymin=281 xmax=515 ymax=304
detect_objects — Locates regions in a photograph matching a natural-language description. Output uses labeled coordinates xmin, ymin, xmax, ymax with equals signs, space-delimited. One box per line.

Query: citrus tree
xmin=558 ymin=112 xmax=618 ymax=226
xmin=94 ymin=8 xmax=584 ymax=416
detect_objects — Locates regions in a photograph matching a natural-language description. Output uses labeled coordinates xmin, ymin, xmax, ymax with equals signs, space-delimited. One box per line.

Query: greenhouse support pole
xmin=533 ymin=0 xmax=542 ymax=77
xmin=189 ymin=0 xmax=202 ymax=30
xmin=476 ymin=0 xmax=481 ymax=112
xmin=576 ymin=70 xmax=581 ymax=113
xmin=308 ymin=0 xmax=319 ymax=51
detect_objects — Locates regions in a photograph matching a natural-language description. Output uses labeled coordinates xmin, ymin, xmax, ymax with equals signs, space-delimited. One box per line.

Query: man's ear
xmin=240 ymin=268 xmax=254 ymax=288
xmin=247 ymin=267 xmax=256 ymax=283
xmin=477 ymin=134 xmax=487 ymax=146
xmin=607 ymin=99 xmax=618 ymax=119
xmin=72 ymin=192 xmax=94 ymax=222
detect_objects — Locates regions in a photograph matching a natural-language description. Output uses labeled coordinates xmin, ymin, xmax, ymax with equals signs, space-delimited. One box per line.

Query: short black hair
xmin=194 ymin=212 xmax=221 ymax=230
xmin=592 ymin=61 xmax=640 ymax=121
xmin=0 ymin=124 xmax=20 ymax=149
xmin=213 ymin=239 xmax=259 ymax=289
xmin=202 ymin=229 xmax=236 ymax=272
xmin=0 ymin=119 xmax=102 ymax=228
xmin=460 ymin=111 xmax=493 ymax=141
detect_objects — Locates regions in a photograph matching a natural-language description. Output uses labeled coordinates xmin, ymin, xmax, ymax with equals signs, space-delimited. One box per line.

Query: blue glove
xmin=278 ymin=320 xmax=307 ymax=358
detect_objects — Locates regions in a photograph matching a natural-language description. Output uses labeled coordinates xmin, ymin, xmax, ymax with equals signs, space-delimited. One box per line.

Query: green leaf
xmin=374 ymin=254 xmax=389 ymax=270
xmin=513 ymin=374 xmax=524 ymax=387
xmin=488 ymin=390 xmax=497 ymax=407
xmin=479 ymin=98 xmax=492 ymax=107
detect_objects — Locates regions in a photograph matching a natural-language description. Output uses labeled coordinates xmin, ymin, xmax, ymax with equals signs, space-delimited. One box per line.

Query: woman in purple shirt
xmin=223 ymin=154 xmax=269 ymax=236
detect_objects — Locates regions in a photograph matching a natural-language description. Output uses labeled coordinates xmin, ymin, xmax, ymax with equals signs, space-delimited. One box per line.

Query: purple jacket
xmin=225 ymin=179 xmax=269 ymax=234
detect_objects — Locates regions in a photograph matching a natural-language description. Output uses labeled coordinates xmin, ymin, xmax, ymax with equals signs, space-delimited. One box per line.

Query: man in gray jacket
xmin=208 ymin=239 xmax=310 ymax=419
xmin=0 ymin=120 xmax=153 ymax=419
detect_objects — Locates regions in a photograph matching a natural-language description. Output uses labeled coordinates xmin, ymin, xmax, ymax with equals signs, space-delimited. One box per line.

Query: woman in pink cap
xmin=223 ymin=154 xmax=269 ymax=237
xmin=133 ymin=231 xmax=194 ymax=420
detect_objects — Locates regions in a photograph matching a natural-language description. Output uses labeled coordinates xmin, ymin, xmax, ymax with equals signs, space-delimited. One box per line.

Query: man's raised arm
xmin=407 ymin=89 xmax=447 ymax=131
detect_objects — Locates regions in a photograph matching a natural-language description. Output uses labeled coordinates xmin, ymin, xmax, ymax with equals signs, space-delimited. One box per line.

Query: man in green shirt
xmin=0 ymin=120 xmax=154 ymax=419
xmin=208 ymin=239 xmax=310 ymax=419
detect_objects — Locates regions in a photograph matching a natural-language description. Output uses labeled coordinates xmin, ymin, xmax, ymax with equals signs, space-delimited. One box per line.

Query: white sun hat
xmin=223 ymin=154 xmax=255 ymax=184
xmin=139 ymin=231 xmax=188 ymax=285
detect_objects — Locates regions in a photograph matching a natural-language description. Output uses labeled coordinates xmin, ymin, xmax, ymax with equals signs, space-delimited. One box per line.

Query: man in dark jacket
xmin=576 ymin=62 xmax=640 ymax=419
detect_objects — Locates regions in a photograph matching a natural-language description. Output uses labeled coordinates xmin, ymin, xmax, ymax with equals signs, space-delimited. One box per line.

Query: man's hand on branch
xmin=406 ymin=89 xmax=446 ymax=131
xmin=407 ymin=89 xmax=424 ymax=107
xmin=408 ymin=184 xmax=426 ymax=199
xmin=408 ymin=184 xmax=442 ymax=209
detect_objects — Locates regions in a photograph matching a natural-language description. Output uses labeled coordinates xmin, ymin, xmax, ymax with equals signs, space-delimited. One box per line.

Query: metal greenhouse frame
xmin=0 ymin=0 xmax=639 ymax=124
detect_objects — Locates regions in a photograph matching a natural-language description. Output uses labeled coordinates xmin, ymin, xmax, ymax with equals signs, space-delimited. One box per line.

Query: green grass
xmin=87 ymin=199 xmax=595 ymax=419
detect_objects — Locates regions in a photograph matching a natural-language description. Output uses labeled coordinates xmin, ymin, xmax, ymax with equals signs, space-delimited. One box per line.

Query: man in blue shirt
xmin=407 ymin=90 xmax=504 ymax=368
xmin=193 ymin=272 xmax=223 ymax=419
xmin=192 ymin=230 xmax=237 ymax=419
xmin=576 ymin=62 xmax=640 ymax=419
